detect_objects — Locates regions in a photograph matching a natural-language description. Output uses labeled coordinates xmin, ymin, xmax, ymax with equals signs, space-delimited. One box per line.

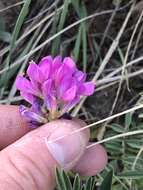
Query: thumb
xmin=0 ymin=119 xmax=89 ymax=190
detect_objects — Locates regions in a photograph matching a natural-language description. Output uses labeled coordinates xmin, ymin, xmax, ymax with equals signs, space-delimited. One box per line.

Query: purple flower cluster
xmin=16 ymin=56 xmax=95 ymax=126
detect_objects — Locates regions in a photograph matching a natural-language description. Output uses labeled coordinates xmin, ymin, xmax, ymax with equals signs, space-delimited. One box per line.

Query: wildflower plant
xmin=16 ymin=56 xmax=95 ymax=127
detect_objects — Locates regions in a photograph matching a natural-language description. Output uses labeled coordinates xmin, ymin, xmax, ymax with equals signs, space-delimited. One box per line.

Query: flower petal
xmin=31 ymin=99 xmax=42 ymax=114
xmin=16 ymin=55 xmax=96 ymax=119
xmin=55 ymin=57 xmax=76 ymax=86
xmin=45 ymin=95 xmax=57 ymax=111
xmin=74 ymin=70 xmax=86 ymax=82
xmin=62 ymin=96 xmax=80 ymax=112
xmin=63 ymin=57 xmax=76 ymax=73
xmin=42 ymin=79 xmax=56 ymax=111
xmin=58 ymin=76 xmax=72 ymax=98
xmin=52 ymin=56 xmax=62 ymax=77
xmin=62 ymin=85 xmax=77 ymax=102
xmin=19 ymin=105 xmax=47 ymax=124
xmin=27 ymin=63 xmax=44 ymax=83
xmin=53 ymin=56 xmax=62 ymax=67
xmin=16 ymin=76 xmax=33 ymax=93
xmin=39 ymin=56 xmax=52 ymax=79
xmin=39 ymin=56 xmax=53 ymax=67
xmin=42 ymin=79 xmax=52 ymax=97
xmin=79 ymin=82 xmax=95 ymax=96
xmin=20 ymin=91 xmax=35 ymax=104
xmin=55 ymin=62 xmax=74 ymax=86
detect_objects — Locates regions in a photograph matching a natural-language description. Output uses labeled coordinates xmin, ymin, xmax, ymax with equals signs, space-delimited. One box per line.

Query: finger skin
xmin=72 ymin=118 xmax=108 ymax=176
xmin=0 ymin=119 xmax=89 ymax=190
xmin=73 ymin=144 xmax=108 ymax=176
xmin=0 ymin=105 xmax=108 ymax=189
xmin=0 ymin=105 xmax=30 ymax=149
xmin=0 ymin=106 xmax=90 ymax=150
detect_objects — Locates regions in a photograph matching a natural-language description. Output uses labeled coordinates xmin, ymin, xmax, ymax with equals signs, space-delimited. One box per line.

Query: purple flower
xmin=16 ymin=56 xmax=95 ymax=126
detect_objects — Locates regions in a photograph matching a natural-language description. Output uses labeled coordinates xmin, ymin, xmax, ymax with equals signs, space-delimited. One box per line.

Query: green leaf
xmin=110 ymin=124 xmax=124 ymax=133
xmin=124 ymin=156 xmax=143 ymax=166
xmin=105 ymin=142 xmax=123 ymax=154
xmin=81 ymin=184 xmax=86 ymax=190
xmin=62 ymin=170 xmax=72 ymax=190
xmin=0 ymin=16 xmax=11 ymax=43
xmin=0 ymin=26 xmax=39 ymax=88
xmin=73 ymin=174 xmax=81 ymax=190
xmin=126 ymin=139 xmax=143 ymax=149
xmin=117 ymin=171 xmax=143 ymax=179
xmin=57 ymin=0 xmax=70 ymax=32
xmin=100 ymin=170 xmax=113 ymax=190
xmin=71 ymin=0 xmax=80 ymax=13
xmin=0 ymin=0 xmax=32 ymax=92
xmin=73 ymin=1 xmax=88 ymax=71
xmin=0 ymin=16 xmax=5 ymax=31
xmin=82 ymin=21 xmax=87 ymax=72
xmin=52 ymin=0 xmax=70 ymax=55
xmin=72 ymin=25 xmax=82 ymax=61
xmin=112 ymin=0 xmax=122 ymax=6
xmin=112 ymin=184 xmax=123 ymax=190
xmin=125 ymin=112 xmax=132 ymax=129
xmin=56 ymin=168 xmax=67 ymax=190
xmin=137 ymin=123 xmax=143 ymax=129
xmin=85 ymin=177 xmax=95 ymax=190
xmin=55 ymin=168 xmax=72 ymax=190
xmin=127 ymin=143 xmax=142 ymax=149
xmin=0 ymin=31 xmax=11 ymax=43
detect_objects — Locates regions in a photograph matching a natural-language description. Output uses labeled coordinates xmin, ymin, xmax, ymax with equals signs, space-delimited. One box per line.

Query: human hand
xmin=0 ymin=105 xmax=107 ymax=190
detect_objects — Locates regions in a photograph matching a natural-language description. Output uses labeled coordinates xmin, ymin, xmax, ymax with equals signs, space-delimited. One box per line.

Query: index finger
xmin=0 ymin=105 xmax=30 ymax=149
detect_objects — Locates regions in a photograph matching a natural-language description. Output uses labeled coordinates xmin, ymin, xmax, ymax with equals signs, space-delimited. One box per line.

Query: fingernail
xmin=46 ymin=127 xmax=85 ymax=169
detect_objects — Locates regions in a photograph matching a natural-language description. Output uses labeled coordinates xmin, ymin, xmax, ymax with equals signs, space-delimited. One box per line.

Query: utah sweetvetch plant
xmin=55 ymin=168 xmax=113 ymax=190
xmin=16 ymin=55 xmax=99 ymax=189
xmin=16 ymin=55 xmax=95 ymax=127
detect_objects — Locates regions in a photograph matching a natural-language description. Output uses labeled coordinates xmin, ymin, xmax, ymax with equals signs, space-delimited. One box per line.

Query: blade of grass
xmin=52 ymin=0 xmax=70 ymax=55
xmin=0 ymin=5 xmax=63 ymax=58
xmin=0 ymin=31 xmax=11 ymax=43
xmin=93 ymin=2 xmax=135 ymax=82
xmin=73 ymin=174 xmax=81 ymax=190
xmin=0 ymin=0 xmax=32 ymax=95
xmin=81 ymin=3 xmax=87 ymax=72
xmin=7 ymin=19 xmax=53 ymax=103
xmin=110 ymin=9 xmax=143 ymax=114
xmin=72 ymin=25 xmax=82 ymax=61
xmin=0 ymin=9 xmax=119 ymax=76
xmin=72 ymin=2 xmax=135 ymax=116
xmin=72 ymin=0 xmax=88 ymax=70
xmin=7 ymin=0 xmax=32 ymax=65
xmin=0 ymin=1 xmax=24 ymax=13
